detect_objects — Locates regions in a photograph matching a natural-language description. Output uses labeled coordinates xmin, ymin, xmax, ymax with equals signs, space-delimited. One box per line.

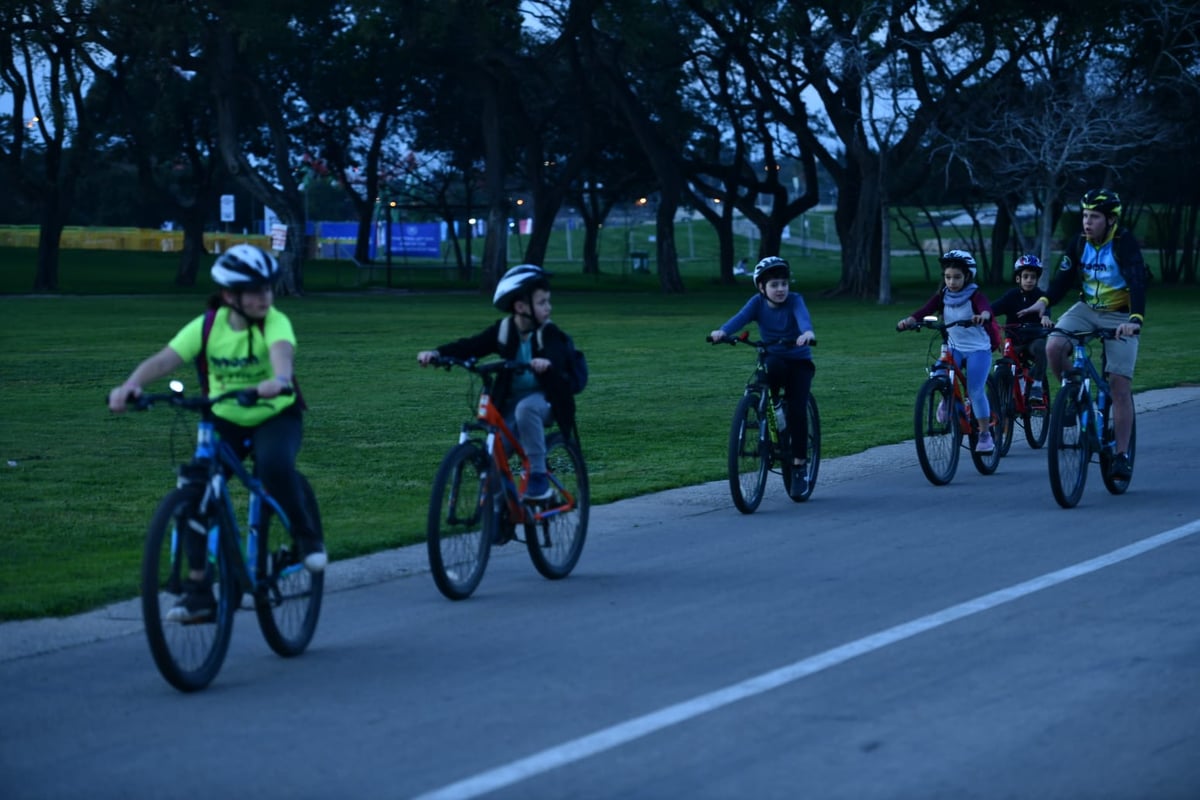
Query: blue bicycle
xmin=1047 ymin=328 xmax=1137 ymax=508
xmin=132 ymin=381 xmax=324 ymax=692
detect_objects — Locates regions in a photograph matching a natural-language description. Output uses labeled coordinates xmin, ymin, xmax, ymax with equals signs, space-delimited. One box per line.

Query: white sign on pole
xmin=219 ymin=194 xmax=235 ymax=222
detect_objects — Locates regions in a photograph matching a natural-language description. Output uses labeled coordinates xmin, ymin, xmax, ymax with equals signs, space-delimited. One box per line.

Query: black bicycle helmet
xmin=1081 ymin=188 xmax=1121 ymax=218
xmin=211 ymin=244 xmax=279 ymax=289
xmin=492 ymin=263 xmax=552 ymax=311
xmin=939 ymin=249 xmax=977 ymax=278
xmin=1013 ymin=254 xmax=1043 ymax=277
xmin=752 ymin=256 xmax=790 ymax=288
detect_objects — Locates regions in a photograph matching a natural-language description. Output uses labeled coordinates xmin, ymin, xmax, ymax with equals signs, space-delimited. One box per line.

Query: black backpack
xmin=498 ymin=318 xmax=588 ymax=394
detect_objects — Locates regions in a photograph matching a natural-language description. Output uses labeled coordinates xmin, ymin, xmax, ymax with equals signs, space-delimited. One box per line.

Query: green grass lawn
xmin=2 ymin=244 xmax=1195 ymax=620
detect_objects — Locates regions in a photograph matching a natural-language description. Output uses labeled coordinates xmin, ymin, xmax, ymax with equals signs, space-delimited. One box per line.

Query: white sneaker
xmin=975 ymin=431 xmax=994 ymax=453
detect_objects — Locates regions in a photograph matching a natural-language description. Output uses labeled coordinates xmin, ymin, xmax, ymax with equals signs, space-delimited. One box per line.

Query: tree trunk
xmin=654 ymin=195 xmax=685 ymax=293
xmin=176 ymin=202 xmax=207 ymax=286
xmin=33 ymin=205 xmax=64 ymax=292
xmin=833 ymin=163 xmax=880 ymax=298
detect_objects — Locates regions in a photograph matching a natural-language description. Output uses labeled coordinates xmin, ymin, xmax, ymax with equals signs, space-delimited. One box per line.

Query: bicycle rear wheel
xmin=141 ymin=486 xmax=236 ymax=693
xmin=255 ymin=473 xmax=324 ymax=657
xmin=1048 ymin=385 xmax=1090 ymax=508
xmin=1100 ymin=411 xmax=1136 ymax=495
xmin=970 ymin=376 xmax=1003 ymax=475
xmin=526 ymin=432 xmax=589 ymax=579
xmin=728 ymin=391 xmax=769 ymax=513
xmin=1023 ymin=384 xmax=1050 ymax=449
xmin=992 ymin=368 xmax=1015 ymax=457
xmin=914 ymin=379 xmax=960 ymax=486
xmin=427 ymin=442 xmax=493 ymax=600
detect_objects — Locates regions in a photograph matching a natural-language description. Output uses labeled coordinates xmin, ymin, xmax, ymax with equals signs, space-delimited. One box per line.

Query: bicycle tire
xmin=971 ymin=376 xmax=1003 ymax=475
xmin=728 ymin=391 xmax=769 ymax=513
xmin=914 ymin=378 xmax=960 ymax=486
xmin=1100 ymin=410 xmax=1136 ymax=495
xmin=255 ymin=473 xmax=325 ymax=657
xmin=786 ymin=394 xmax=821 ymax=503
xmin=526 ymin=432 xmax=589 ymax=579
xmin=992 ymin=368 xmax=1015 ymax=457
xmin=141 ymin=486 xmax=237 ymax=692
xmin=1048 ymin=384 xmax=1090 ymax=508
xmin=1023 ymin=386 xmax=1050 ymax=449
xmin=427 ymin=442 xmax=493 ymax=600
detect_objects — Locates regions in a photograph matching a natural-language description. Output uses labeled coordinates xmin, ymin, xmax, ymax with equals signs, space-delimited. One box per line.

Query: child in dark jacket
xmin=989 ymin=254 xmax=1053 ymax=402
xmin=417 ymin=264 xmax=577 ymax=500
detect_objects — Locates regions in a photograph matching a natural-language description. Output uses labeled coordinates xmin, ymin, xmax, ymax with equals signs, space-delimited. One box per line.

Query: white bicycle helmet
xmin=752 ymin=256 xmax=790 ymax=287
xmin=939 ymin=249 xmax=977 ymax=278
xmin=211 ymin=244 xmax=280 ymax=289
xmin=493 ymin=263 xmax=552 ymax=311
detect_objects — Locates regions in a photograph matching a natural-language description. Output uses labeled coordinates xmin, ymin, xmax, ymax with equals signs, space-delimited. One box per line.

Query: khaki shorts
xmin=1050 ymin=303 xmax=1139 ymax=379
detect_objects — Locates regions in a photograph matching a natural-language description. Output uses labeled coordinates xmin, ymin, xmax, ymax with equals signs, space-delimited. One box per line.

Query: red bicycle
xmin=903 ymin=318 xmax=1002 ymax=485
xmin=992 ymin=324 xmax=1051 ymax=456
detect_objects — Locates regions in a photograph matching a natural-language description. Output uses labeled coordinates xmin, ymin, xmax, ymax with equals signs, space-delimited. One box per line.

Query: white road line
xmin=414 ymin=519 xmax=1200 ymax=800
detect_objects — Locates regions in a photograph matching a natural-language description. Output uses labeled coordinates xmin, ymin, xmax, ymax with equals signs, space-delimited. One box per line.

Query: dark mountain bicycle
xmin=425 ymin=357 xmax=589 ymax=600
xmin=992 ymin=324 xmax=1051 ymax=456
xmin=902 ymin=318 xmax=1002 ymax=485
xmin=708 ymin=333 xmax=820 ymax=513
xmin=1047 ymin=328 xmax=1137 ymax=508
xmin=129 ymin=381 xmax=323 ymax=692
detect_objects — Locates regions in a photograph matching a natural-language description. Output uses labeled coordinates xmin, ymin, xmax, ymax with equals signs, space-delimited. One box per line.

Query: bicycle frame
xmin=457 ymin=362 xmax=578 ymax=526
xmin=926 ymin=331 xmax=977 ymax=436
xmin=996 ymin=326 xmax=1049 ymax=416
xmin=1061 ymin=333 xmax=1114 ymax=453
xmin=184 ymin=420 xmax=295 ymax=598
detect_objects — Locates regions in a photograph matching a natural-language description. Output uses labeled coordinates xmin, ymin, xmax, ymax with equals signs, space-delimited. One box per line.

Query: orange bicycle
xmin=424 ymin=356 xmax=589 ymax=600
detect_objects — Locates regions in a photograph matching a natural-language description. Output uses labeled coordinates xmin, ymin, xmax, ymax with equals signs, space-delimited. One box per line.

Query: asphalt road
xmin=3 ymin=387 xmax=1199 ymax=800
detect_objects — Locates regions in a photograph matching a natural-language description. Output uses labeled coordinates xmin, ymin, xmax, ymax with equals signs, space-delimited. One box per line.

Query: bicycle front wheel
xmin=914 ymin=379 xmax=960 ymax=486
xmin=970 ymin=376 xmax=1003 ymax=475
xmin=526 ymin=432 xmax=589 ymax=579
xmin=141 ymin=486 xmax=236 ymax=693
xmin=1023 ymin=383 xmax=1050 ymax=449
xmin=427 ymin=442 xmax=493 ymax=600
xmin=1048 ymin=385 xmax=1090 ymax=508
xmin=255 ymin=473 xmax=324 ymax=657
xmin=728 ymin=391 xmax=769 ymax=513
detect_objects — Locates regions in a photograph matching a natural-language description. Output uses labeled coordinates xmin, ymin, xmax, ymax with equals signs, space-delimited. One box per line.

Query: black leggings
xmin=215 ymin=408 xmax=317 ymax=544
xmin=765 ymin=356 xmax=815 ymax=462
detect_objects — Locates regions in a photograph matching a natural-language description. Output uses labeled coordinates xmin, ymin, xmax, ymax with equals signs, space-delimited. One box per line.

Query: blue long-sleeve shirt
xmin=720 ymin=293 xmax=814 ymax=360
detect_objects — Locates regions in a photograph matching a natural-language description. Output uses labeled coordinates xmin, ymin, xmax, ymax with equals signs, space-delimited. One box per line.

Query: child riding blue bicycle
xmin=108 ymin=245 xmax=326 ymax=623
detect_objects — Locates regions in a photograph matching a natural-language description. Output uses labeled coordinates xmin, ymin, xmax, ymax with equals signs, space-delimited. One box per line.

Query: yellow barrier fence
xmin=0 ymin=226 xmax=271 ymax=253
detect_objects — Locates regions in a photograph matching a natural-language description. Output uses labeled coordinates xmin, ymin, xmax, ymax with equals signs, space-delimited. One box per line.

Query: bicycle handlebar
xmin=1050 ymin=327 xmax=1137 ymax=343
xmin=428 ymin=355 xmax=534 ymax=375
xmin=114 ymin=385 xmax=292 ymax=412
xmin=706 ymin=333 xmax=818 ymax=347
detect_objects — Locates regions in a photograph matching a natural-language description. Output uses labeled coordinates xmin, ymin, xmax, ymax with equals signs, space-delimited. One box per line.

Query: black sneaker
xmin=1110 ymin=452 xmax=1133 ymax=480
xmin=789 ymin=467 xmax=809 ymax=499
xmin=1028 ymin=385 xmax=1045 ymax=404
xmin=165 ymin=579 xmax=216 ymax=624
